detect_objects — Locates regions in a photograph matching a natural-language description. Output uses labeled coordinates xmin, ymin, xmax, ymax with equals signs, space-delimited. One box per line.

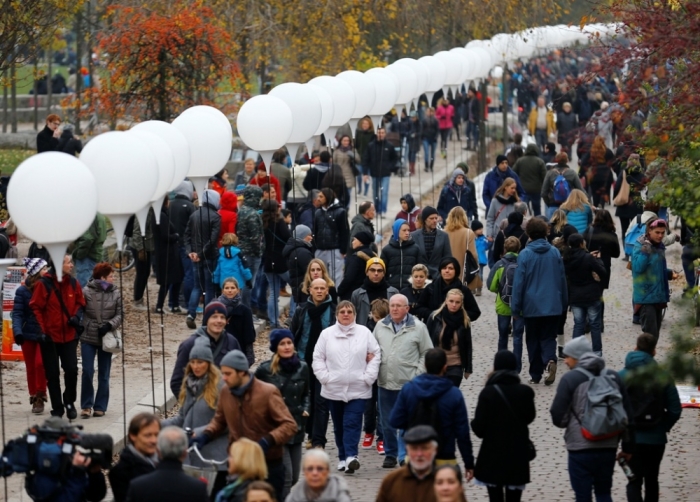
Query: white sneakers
xmin=337 ymin=460 xmax=346 ymax=471
xmin=345 ymin=456 xmax=360 ymax=474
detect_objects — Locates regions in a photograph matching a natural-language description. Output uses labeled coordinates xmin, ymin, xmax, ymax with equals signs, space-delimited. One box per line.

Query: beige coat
xmin=332 ymin=148 xmax=357 ymax=189
xmin=446 ymin=226 xmax=482 ymax=291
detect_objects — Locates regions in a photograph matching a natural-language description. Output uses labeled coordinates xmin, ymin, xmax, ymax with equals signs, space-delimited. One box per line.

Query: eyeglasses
xmin=368 ymin=268 xmax=384 ymax=274
xmin=304 ymin=466 xmax=327 ymax=472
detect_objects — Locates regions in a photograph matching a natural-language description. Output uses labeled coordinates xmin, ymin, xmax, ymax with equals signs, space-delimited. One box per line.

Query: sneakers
xmin=377 ymin=441 xmax=385 ymax=455
xmin=544 ymin=360 xmax=557 ymax=386
xmin=346 ymin=456 xmax=360 ymax=474
xmin=528 ymin=378 xmax=540 ymax=385
xmin=170 ymin=306 xmax=184 ymax=315
xmin=382 ymin=456 xmax=397 ymax=468
xmin=337 ymin=460 xmax=346 ymax=472
xmin=361 ymin=433 xmax=374 ymax=449
xmin=132 ymin=299 xmax=147 ymax=311
xmin=65 ymin=404 xmax=77 ymax=420
xmin=186 ymin=316 xmax=197 ymax=329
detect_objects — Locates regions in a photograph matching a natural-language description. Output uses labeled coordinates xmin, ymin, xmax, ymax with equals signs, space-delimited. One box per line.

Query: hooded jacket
xmin=380 ymin=220 xmax=421 ymax=290
xmin=618 ymin=350 xmax=681 ymax=445
xmin=511 ymin=239 xmax=568 ymax=318
xmin=169 ymin=181 xmax=196 ymax=247
xmin=395 ymin=193 xmax=421 ymax=232
xmin=81 ymin=279 xmax=122 ymax=347
xmin=286 ymin=475 xmax=352 ymax=502
xmin=314 ymin=201 xmax=349 ymax=252
xmin=283 ymin=237 xmax=314 ymax=300
xmin=437 ymin=168 xmax=477 ymax=220
xmin=482 ymin=166 xmax=526 ymax=211
xmin=263 ymin=218 xmax=291 ymax=274
xmin=217 ymin=191 xmax=238 ymax=245
xmin=30 ymin=273 xmax=86 ymax=344
xmin=348 ymin=213 xmax=375 ymax=253
xmin=631 ymin=235 xmax=672 ymax=305
xmin=236 ymin=186 xmax=264 ymax=258
xmin=184 ymin=202 xmax=221 ymax=261
xmin=550 ymin=353 xmax=635 ymax=452
xmin=337 ymin=245 xmax=375 ymax=301
xmin=213 ymin=245 xmax=252 ymax=288
xmin=435 ymin=103 xmax=455 ymax=130
xmin=390 ymin=373 xmax=474 ymax=467
xmin=513 ymin=144 xmax=547 ymax=195
xmin=564 ymin=246 xmax=607 ymax=305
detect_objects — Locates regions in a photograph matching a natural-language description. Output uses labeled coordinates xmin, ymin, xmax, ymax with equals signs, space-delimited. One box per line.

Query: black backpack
xmin=407 ymin=397 xmax=443 ymax=445
xmin=626 ymin=381 xmax=665 ymax=430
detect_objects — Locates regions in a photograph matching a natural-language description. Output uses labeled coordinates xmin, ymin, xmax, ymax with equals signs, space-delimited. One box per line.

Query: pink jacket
xmin=435 ymin=104 xmax=455 ymax=130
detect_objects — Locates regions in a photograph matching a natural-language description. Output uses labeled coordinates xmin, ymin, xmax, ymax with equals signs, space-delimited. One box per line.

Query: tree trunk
xmin=74 ymin=11 xmax=83 ymax=135
xmin=10 ymin=61 xmax=16 ymax=133
xmin=33 ymin=60 xmax=39 ymax=131
xmin=47 ymin=47 xmax=53 ymax=117
xmin=3 ymin=72 xmax=7 ymax=133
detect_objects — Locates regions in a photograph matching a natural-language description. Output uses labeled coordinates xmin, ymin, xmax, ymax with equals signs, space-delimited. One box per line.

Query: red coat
xmin=30 ymin=273 xmax=86 ymax=343
xmin=218 ymin=191 xmax=238 ymax=246
xmin=249 ymin=173 xmax=281 ymax=203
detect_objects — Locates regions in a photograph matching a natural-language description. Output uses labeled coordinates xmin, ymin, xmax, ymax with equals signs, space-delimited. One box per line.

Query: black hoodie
xmin=564 ymin=246 xmax=607 ymax=304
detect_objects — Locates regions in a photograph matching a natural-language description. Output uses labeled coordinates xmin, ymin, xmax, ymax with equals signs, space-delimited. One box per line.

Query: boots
xmin=424 ymin=161 xmax=429 ymax=172
xmin=31 ymin=393 xmax=46 ymax=414
xmin=409 ymin=162 xmax=415 ymax=176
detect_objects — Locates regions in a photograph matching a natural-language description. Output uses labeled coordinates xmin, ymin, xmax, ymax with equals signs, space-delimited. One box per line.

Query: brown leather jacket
xmin=204 ymin=376 xmax=297 ymax=462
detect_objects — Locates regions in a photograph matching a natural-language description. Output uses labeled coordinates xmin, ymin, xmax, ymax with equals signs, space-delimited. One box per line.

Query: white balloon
xmin=434 ymin=51 xmax=462 ymax=86
xmin=385 ymin=64 xmax=418 ymax=104
xmin=7 ymin=152 xmax=98 ymax=280
xmin=393 ymin=59 xmax=429 ymax=96
xmin=450 ymin=48 xmax=475 ymax=82
xmin=336 ymin=71 xmax=377 ymax=120
xmin=307 ymin=76 xmax=356 ymax=128
xmin=305 ymin=83 xmax=335 ymax=136
xmin=132 ymin=120 xmax=191 ymax=191
xmin=491 ymin=66 xmax=504 ymax=79
xmin=269 ymin=82 xmax=322 ymax=143
xmin=127 ymin=130 xmax=175 ymax=203
xmin=463 ymin=47 xmax=492 ymax=80
xmin=364 ymin=67 xmax=399 ymax=127
xmin=418 ymin=56 xmax=447 ymax=93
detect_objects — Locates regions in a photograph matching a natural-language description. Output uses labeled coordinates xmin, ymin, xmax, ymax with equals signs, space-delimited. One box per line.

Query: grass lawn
xmin=12 ymin=64 xmax=72 ymax=95
xmin=0 ymin=149 xmax=34 ymax=176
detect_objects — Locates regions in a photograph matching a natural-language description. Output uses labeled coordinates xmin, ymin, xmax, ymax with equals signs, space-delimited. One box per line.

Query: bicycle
xmin=183 ymin=443 xmax=228 ymax=496
xmin=102 ymin=227 xmax=135 ymax=272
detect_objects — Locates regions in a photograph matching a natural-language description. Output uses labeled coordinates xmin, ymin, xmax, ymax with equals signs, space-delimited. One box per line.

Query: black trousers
xmin=487 ymin=486 xmax=523 ymax=502
xmin=266 ymin=459 xmax=285 ymax=502
xmin=133 ymin=251 xmax=152 ymax=301
xmin=445 ymin=365 xmax=463 ymax=387
xmin=40 ymin=337 xmax=78 ymax=416
xmin=640 ymin=304 xmax=663 ymax=339
xmin=306 ymin=372 xmax=328 ymax=447
xmin=627 ymin=444 xmax=665 ymax=502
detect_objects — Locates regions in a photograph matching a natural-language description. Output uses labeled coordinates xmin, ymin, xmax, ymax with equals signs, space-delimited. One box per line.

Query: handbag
xmin=462 ymin=231 xmax=479 ymax=285
xmin=613 ymin=170 xmax=630 ymax=206
xmin=493 ymin=384 xmax=536 ymax=461
xmin=95 ymin=291 xmax=122 ymax=354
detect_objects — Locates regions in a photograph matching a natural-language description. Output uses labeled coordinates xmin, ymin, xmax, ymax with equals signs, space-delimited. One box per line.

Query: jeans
xmin=363 ymin=382 xmax=383 ymax=440
xmin=523 ymin=192 xmax=542 ymax=217
xmin=252 ymin=265 xmax=269 ymax=311
xmin=315 ymin=249 xmax=344 ymax=288
xmin=75 ymin=257 xmax=96 ymax=288
xmin=188 ymin=259 xmax=217 ymax=318
xmin=80 ymin=341 xmax=112 ymax=412
xmin=356 ymin=164 xmax=369 ymax=195
xmin=242 ymin=256 xmax=262 ymax=308
xmin=307 ymin=372 xmax=329 ymax=447
xmin=639 ymin=304 xmax=663 ymax=339
xmin=174 ymin=245 xmax=193 ymax=309
xmin=524 ymin=315 xmax=558 ymax=382
xmin=328 ymin=399 xmax=366 ymax=460
xmin=568 ymin=449 xmax=616 ymax=502
xmin=572 ymin=301 xmax=603 ymax=354
xmin=283 ymin=443 xmax=302 ymax=499
xmin=20 ymin=341 xmax=46 ymax=396
xmin=40 ymin=337 xmax=78 ymax=416
xmin=535 ymin=129 xmax=548 ymax=150
xmin=378 ymin=387 xmax=406 ymax=461
xmin=546 ymin=205 xmax=558 ymax=220
xmin=497 ymin=314 xmax=524 ymax=372
xmin=627 ymin=444 xmax=665 ymax=502
xmin=466 ymin=121 xmax=479 ymax=148
xmin=265 ymin=271 xmax=290 ymax=328
xmin=371 ymin=176 xmax=391 ymax=214
xmin=422 ymin=139 xmax=437 ymax=169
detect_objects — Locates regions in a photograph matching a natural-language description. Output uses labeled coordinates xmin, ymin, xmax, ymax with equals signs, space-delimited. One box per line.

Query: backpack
xmin=408 ymin=397 xmax=443 ymax=444
xmin=497 ymin=260 xmax=518 ymax=306
xmin=624 ymin=214 xmax=645 ymax=256
xmin=626 ymin=381 xmax=665 ymax=430
xmin=552 ymin=169 xmax=572 ymax=204
xmin=572 ymin=367 xmax=628 ymax=441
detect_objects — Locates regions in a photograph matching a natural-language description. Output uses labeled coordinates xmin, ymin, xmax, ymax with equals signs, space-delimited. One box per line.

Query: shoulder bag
xmin=613 ymin=169 xmax=630 ymax=206
xmin=96 ymin=291 xmax=122 ymax=354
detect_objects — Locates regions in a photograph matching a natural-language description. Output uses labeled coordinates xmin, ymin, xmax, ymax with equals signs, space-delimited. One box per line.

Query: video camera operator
xmin=1 ymin=417 xmax=111 ymax=502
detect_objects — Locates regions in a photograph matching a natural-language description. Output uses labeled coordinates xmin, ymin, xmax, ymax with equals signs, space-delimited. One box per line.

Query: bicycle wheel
xmin=103 ymin=228 xmax=136 ymax=272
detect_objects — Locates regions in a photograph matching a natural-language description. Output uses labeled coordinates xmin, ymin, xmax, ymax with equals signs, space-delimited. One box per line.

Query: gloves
xmin=98 ymin=323 xmax=112 ymax=337
xmin=69 ymin=316 xmax=85 ymax=337
xmin=245 ymin=280 xmax=253 ymax=290
xmin=258 ymin=436 xmax=274 ymax=454
xmin=13 ymin=333 xmax=24 ymax=345
xmin=189 ymin=434 xmax=210 ymax=450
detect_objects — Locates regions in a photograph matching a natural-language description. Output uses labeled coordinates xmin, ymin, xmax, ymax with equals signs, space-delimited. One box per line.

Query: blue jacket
xmin=389 ymin=373 xmax=474 ymax=468
xmin=631 ymin=236 xmax=671 ymax=305
xmin=437 ymin=168 xmax=477 ymax=220
xmin=12 ymin=285 xmax=43 ymax=342
xmin=212 ymin=245 xmax=252 ymax=289
xmin=475 ymin=235 xmax=489 ymax=265
xmin=564 ymin=205 xmax=593 ymax=234
xmin=511 ymin=239 xmax=568 ymax=317
xmin=482 ymin=166 xmax=526 ymax=211
xmin=618 ymin=350 xmax=681 ymax=445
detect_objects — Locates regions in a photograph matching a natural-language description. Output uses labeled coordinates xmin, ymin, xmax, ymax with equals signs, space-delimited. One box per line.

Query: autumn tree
xmin=97 ymin=1 xmax=241 ymax=122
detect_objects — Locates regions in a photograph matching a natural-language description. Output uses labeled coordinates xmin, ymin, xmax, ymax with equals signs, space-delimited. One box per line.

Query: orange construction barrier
xmin=1 ymin=267 xmax=26 ymax=362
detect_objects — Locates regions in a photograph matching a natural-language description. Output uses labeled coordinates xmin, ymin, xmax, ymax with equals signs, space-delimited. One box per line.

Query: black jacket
xmin=57 ymin=130 xmax=83 ymax=156
xmin=338 ymin=246 xmax=376 ymax=301
xmin=263 ymin=218 xmax=291 ymax=274
xmin=302 ymin=165 xmax=327 ymax=192
xmin=109 ymin=446 xmax=156 ymax=502
xmin=125 ymin=459 xmax=208 ymax=502
xmin=217 ymin=295 xmax=256 ymax=348
xmin=36 ymin=125 xmax=59 ymax=153
xmin=613 ymin=168 xmax=646 ymax=219
xmin=564 ymin=247 xmax=607 ymax=305
xmin=154 ymin=208 xmax=183 ymax=286
xmin=421 ymin=116 xmax=439 ymax=141
xmin=290 ymin=298 xmax=337 ymax=364
xmin=427 ymin=312 xmax=473 ymax=374
xmin=415 ymin=279 xmax=481 ymax=323
xmin=583 ymin=226 xmax=620 ymax=289
xmin=380 ymin=238 xmax=421 ymax=290
xmin=313 ymin=203 xmax=349 ymax=252
xmin=184 ymin=203 xmax=221 ymax=261
xmin=169 ymin=195 xmax=196 ymax=247
xmin=471 ymin=370 xmax=536 ymax=486
xmin=493 ymin=225 xmax=529 ymax=263
xmin=362 ymin=139 xmax=398 ymax=178
xmin=283 ymin=237 xmax=314 ymax=302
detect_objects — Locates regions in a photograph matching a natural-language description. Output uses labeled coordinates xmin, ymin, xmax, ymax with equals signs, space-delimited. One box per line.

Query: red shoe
xmin=377 ymin=440 xmax=385 ymax=455
xmin=361 ymin=433 xmax=374 ymax=449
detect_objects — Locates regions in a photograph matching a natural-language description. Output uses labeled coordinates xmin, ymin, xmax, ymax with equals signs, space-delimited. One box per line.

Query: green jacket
xmin=72 ymin=213 xmax=107 ymax=262
xmin=487 ymin=252 xmax=518 ymax=316
xmin=513 ymin=144 xmax=547 ymax=194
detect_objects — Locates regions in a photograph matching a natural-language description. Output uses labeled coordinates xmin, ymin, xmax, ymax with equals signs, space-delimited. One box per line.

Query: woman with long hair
xmin=313 ymin=187 xmax=350 ymax=287
xmin=262 ymin=199 xmax=291 ymax=328
xmin=586 ymin=136 xmax=614 ymax=207
xmin=417 ymin=256 xmax=481 ymax=324
xmin=300 ymin=258 xmax=338 ymax=304
xmin=255 ymin=329 xmax=310 ymax=498
xmin=216 ymin=277 xmax=256 ymax=366
xmin=434 ymin=465 xmax=468 ymax=502
xmin=486 ymin=178 xmax=520 ymax=267
xmin=427 ymin=289 xmax=473 ymax=387
xmin=547 ymin=209 xmax=576 ymax=244
xmin=560 ymin=189 xmax=593 ymax=234
xmin=333 ymin=134 xmax=358 ymax=202
xmin=444 ymin=206 xmax=481 ymax=293
xmin=613 ymin=152 xmax=646 ymax=240
xmin=216 ymin=438 xmax=268 ymax=502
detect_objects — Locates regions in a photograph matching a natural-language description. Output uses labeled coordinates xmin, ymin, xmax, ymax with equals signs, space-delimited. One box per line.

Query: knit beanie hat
xmin=471 ymin=220 xmax=484 ymax=232
xmin=493 ymin=350 xmax=517 ymax=371
xmin=220 ymin=349 xmax=249 ymax=371
xmin=421 ymin=206 xmax=438 ymax=222
xmin=562 ymin=336 xmax=593 ymax=360
xmin=269 ymin=329 xmax=294 ymax=353
xmin=496 ymin=154 xmax=508 ymax=165
xmin=354 ymin=231 xmax=373 ymax=247
xmin=23 ymin=257 xmax=48 ymax=277
xmin=202 ymin=189 xmax=221 ymax=209
xmin=294 ymin=225 xmax=312 ymax=240
xmin=189 ymin=337 xmax=214 ymax=363
xmin=508 ymin=212 xmax=524 ymax=225
xmin=202 ymin=301 xmax=228 ymax=326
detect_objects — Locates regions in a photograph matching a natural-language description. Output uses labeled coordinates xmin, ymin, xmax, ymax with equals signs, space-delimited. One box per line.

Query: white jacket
xmin=312 ymin=321 xmax=381 ymax=402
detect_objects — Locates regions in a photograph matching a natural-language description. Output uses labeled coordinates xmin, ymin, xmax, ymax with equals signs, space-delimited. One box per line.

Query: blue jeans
xmin=188 ymin=259 xmax=216 ymax=318
xmin=242 ymin=256 xmax=261 ymax=308
xmin=466 ymin=121 xmax=479 ymax=147
xmin=252 ymin=266 xmax=268 ymax=311
xmin=422 ymin=139 xmax=437 ymax=169
xmin=372 ymin=176 xmax=391 ymax=214
xmin=535 ymin=129 xmax=548 ymax=150
xmin=265 ymin=271 xmax=291 ymax=328
xmin=80 ymin=341 xmax=112 ymax=412
xmin=546 ymin=205 xmax=558 ymax=220
xmin=75 ymin=257 xmax=96 ymax=288
xmin=524 ymin=315 xmax=558 ymax=382
xmin=378 ymin=388 xmax=406 ymax=461
xmin=173 ymin=245 xmax=193 ymax=309
xmin=523 ymin=192 xmax=542 ymax=217
xmin=328 ymin=398 xmax=366 ymax=460
xmin=568 ymin=449 xmax=616 ymax=502
xmin=497 ymin=314 xmax=524 ymax=372
xmin=572 ymin=301 xmax=602 ymax=354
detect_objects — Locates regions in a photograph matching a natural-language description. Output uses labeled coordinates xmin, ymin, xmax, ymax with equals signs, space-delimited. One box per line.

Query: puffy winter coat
xmin=313 ymin=322 xmax=381 ymax=401
xmin=12 ymin=285 xmax=43 ymax=342
xmin=632 ymin=235 xmax=672 ymax=305
xmin=380 ymin=221 xmax=421 ymax=290
xmin=415 ymin=279 xmax=481 ymax=324
xmin=314 ymin=202 xmax=349 ymax=252
xmin=30 ymin=274 xmax=86 ymax=344
xmin=437 ymin=168 xmax=477 ymax=220
xmin=563 ymin=204 xmax=593 ymax=234
xmin=348 ymin=214 xmax=375 ymax=253
xmin=213 ymin=245 xmax=252 ymax=289
xmin=282 ymin=237 xmax=314 ymax=302
xmin=255 ymin=359 xmax=310 ymax=444
xmin=218 ymin=192 xmax=238 ymax=246
xmin=435 ymin=104 xmax=455 ymax=130
xmin=81 ymin=279 xmax=122 ymax=347
xmin=169 ymin=191 xmax=196 ymax=247
xmin=184 ymin=203 xmax=221 ymax=261
xmin=583 ymin=226 xmax=620 ymax=289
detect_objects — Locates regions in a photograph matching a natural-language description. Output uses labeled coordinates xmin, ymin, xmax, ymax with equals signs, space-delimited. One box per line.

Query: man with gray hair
xmin=126 ymin=426 xmax=208 ymax=502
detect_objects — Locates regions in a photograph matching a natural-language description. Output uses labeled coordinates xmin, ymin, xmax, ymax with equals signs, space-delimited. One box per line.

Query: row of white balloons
xmin=6 ymin=22 xmax=618 ymax=280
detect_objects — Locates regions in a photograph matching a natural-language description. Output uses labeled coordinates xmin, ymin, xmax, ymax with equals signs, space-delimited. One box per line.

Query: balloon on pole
xmin=305 ymin=83 xmax=335 ymax=157
xmin=418 ymin=55 xmax=447 ymax=107
xmin=365 ymin=67 xmax=399 ymax=131
xmin=132 ymin=120 xmax=191 ymax=192
xmin=269 ymin=82 xmax=323 ymax=163
xmin=336 ymin=70 xmax=377 ymax=135
xmin=307 ymin=76 xmax=356 ymax=143
xmin=385 ymin=63 xmax=418 ymax=119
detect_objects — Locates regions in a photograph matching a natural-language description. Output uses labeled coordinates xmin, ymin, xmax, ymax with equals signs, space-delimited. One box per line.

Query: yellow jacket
xmin=528 ymin=107 xmax=555 ymax=137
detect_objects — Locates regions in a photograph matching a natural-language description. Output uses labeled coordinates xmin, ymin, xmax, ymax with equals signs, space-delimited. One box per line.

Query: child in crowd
xmin=401 ymin=264 xmax=431 ymax=317
xmin=213 ymin=233 xmax=253 ymax=291
xmin=368 ymin=298 xmax=390 ymax=332
xmin=472 ymin=220 xmax=490 ymax=282
xmin=395 ymin=194 xmax=421 ymax=232
xmin=217 ymin=277 xmax=256 ymax=365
